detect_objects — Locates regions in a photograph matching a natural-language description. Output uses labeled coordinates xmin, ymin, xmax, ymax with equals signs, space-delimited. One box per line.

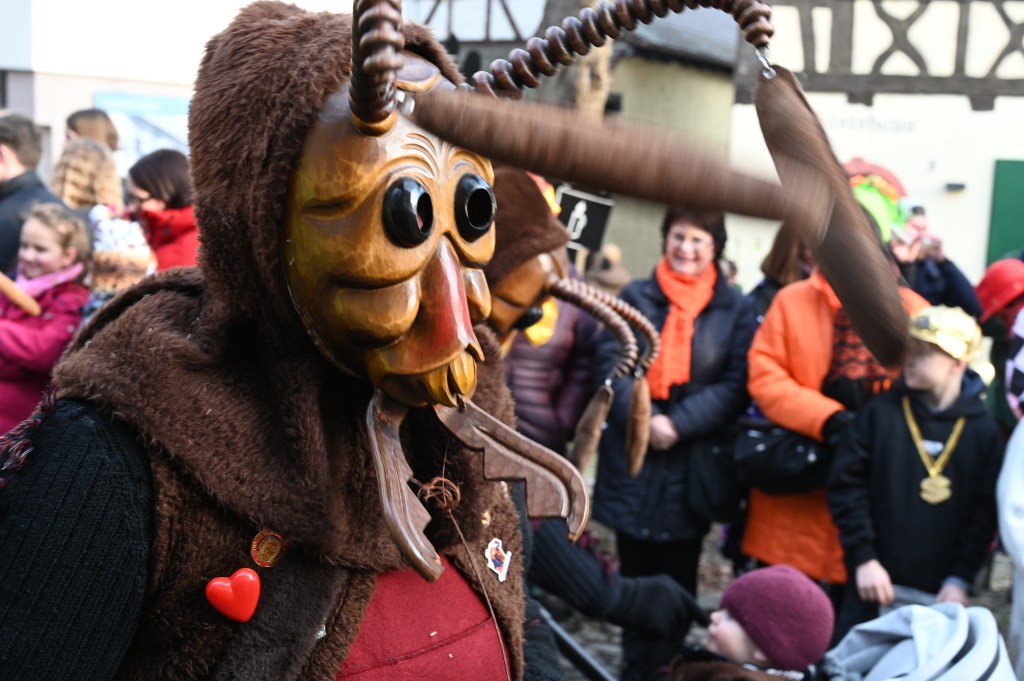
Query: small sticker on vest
xmin=485 ymin=538 xmax=511 ymax=582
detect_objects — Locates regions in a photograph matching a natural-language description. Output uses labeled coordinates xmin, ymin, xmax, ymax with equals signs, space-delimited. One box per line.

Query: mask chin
xmin=513 ymin=306 xmax=545 ymax=330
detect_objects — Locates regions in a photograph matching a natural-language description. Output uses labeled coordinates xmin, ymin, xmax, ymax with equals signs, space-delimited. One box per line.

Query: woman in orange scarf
xmin=593 ymin=208 xmax=757 ymax=681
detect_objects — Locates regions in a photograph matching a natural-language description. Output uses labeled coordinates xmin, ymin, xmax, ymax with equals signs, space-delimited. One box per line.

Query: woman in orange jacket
xmin=742 ymin=268 xmax=928 ymax=594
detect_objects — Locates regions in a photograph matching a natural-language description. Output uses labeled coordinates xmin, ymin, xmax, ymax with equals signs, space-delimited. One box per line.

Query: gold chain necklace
xmin=902 ymin=396 xmax=965 ymax=505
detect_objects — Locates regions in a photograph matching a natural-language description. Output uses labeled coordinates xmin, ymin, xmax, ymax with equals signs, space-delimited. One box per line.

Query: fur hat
xmin=719 ymin=565 xmax=834 ymax=671
xmin=189 ymin=1 xmax=463 ymax=349
xmin=484 ymin=166 xmax=571 ymax=287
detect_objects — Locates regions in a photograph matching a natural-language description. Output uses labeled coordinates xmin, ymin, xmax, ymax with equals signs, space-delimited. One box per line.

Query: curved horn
xmin=469 ymin=0 xmax=773 ymax=98
xmin=349 ymin=0 xmax=405 ymax=135
xmin=550 ymin=278 xmax=658 ymax=478
xmin=575 ymin=281 xmax=661 ymax=373
xmin=407 ymin=88 xmax=832 ymax=233
xmin=756 ymin=67 xmax=908 ymax=366
xmin=550 ymin=278 xmax=639 ymax=380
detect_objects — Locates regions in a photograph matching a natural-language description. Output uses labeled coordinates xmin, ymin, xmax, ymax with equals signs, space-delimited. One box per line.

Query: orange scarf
xmin=646 ymin=258 xmax=717 ymax=400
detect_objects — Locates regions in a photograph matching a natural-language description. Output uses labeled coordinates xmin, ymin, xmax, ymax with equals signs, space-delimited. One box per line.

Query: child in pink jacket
xmin=0 ymin=203 xmax=89 ymax=432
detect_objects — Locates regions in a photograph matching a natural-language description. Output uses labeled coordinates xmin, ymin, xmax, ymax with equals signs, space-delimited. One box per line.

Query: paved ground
xmin=541 ymin=522 xmax=1014 ymax=681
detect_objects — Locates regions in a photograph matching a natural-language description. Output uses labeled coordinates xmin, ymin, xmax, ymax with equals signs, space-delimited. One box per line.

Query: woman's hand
xmin=856 ymin=559 xmax=894 ymax=605
xmin=936 ymin=582 xmax=968 ymax=605
xmin=649 ymin=414 xmax=680 ymax=451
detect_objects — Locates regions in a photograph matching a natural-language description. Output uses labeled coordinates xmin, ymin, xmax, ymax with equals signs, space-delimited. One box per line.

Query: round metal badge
xmin=251 ymin=527 xmax=288 ymax=567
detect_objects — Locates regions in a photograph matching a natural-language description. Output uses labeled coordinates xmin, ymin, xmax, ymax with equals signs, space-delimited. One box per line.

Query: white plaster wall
xmin=605 ymin=59 xmax=737 ymax=281
xmin=726 ymin=0 xmax=1024 ymax=293
xmin=404 ymin=0 xmax=544 ymax=40
xmin=727 ymin=92 xmax=1024 ymax=293
xmin=3 ymin=0 xmax=353 ymax=84
xmin=25 ymin=72 xmax=194 ymax=179
xmin=3 ymin=0 xmax=355 ymax=175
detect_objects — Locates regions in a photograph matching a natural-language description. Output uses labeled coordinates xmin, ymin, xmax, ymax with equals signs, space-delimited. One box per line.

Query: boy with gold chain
xmin=827 ymin=306 xmax=1003 ymax=641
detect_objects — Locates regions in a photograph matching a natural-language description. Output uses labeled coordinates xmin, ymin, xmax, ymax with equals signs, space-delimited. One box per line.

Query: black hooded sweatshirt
xmin=827 ymin=371 xmax=1003 ymax=594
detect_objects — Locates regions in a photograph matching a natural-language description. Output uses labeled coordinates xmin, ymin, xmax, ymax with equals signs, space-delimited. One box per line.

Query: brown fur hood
xmin=53 ymin=4 xmax=509 ymax=572
xmin=190 ymin=1 xmax=464 ymax=346
xmin=486 ymin=166 xmax=571 ymax=287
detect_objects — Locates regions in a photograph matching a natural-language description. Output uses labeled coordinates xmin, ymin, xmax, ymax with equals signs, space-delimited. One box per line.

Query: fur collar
xmin=55 ymin=268 xmax=514 ymax=572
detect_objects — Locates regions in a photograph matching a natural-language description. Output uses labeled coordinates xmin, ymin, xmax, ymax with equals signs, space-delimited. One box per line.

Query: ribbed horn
xmin=575 ymin=281 xmax=661 ymax=372
xmin=406 ymin=89 xmax=833 ymax=233
xmin=551 ymin=278 xmax=634 ymax=476
xmin=469 ymin=0 xmax=773 ymax=98
xmin=552 ymin=279 xmax=659 ymax=477
xmin=349 ymin=0 xmax=405 ymax=135
xmin=756 ymin=67 xmax=908 ymax=366
xmin=550 ymin=278 xmax=639 ymax=379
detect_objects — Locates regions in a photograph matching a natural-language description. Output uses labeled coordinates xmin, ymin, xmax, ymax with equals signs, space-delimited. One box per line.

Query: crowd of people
xmin=0 ymin=111 xmax=198 ymax=430
xmin=502 ymin=162 xmax=1024 ymax=680
xmin=1 ymin=97 xmax=1023 ymax=681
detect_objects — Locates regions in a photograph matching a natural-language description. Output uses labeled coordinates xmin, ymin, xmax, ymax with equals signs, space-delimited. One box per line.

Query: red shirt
xmin=336 ymin=556 xmax=509 ymax=680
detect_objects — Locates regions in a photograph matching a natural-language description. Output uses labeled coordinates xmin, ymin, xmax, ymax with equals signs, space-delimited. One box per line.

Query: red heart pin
xmin=206 ymin=568 xmax=261 ymax=622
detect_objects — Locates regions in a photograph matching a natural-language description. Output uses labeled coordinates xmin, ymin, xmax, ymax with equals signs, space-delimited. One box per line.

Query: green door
xmin=989 ymin=160 xmax=1024 ymax=264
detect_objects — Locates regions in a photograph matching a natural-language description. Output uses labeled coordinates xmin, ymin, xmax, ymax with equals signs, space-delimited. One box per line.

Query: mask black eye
xmin=383 ymin=178 xmax=433 ymax=247
xmin=455 ymin=173 xmax=495 ymax=242
xmin=514 ymin=306 xmax=545 ymax=330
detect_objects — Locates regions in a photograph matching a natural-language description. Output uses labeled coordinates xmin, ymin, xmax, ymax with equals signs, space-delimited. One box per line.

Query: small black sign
xmin=555 ymin=186 xmax=614 ymax=253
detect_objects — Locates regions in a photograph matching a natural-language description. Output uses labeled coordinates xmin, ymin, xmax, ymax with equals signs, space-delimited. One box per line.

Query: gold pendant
xmin=920 ymin=475 xmax=952 ymax=505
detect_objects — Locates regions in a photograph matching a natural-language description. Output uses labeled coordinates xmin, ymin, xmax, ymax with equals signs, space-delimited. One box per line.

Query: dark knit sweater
xmin=0 ymin=400 xmax=565 ymax=681
xmin=0 ymin=401 xmax=152 ymax=680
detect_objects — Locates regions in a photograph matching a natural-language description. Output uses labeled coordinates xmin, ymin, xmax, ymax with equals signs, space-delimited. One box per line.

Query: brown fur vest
xmin=54 ymin=269 xmax=527 ymax=681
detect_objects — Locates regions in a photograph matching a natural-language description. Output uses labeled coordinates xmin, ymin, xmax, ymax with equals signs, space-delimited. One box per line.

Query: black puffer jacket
xmin=593 ymin=266 xmax=756 ymax=541
xmin=0 ymin=171 xmax=63 ymax=271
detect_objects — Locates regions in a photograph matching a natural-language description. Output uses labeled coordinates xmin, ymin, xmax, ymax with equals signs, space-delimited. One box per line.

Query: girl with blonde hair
xmin=0 ymin=202 xmax=90 ymax=430
xmin=52 ymin=137 xmax=123 ymax=212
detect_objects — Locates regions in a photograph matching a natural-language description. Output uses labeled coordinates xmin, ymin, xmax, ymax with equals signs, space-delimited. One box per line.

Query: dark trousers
xmin=834 ymin=578 xmax=879 ymax=644
xmin=616 ymin=533 xmax=703 ymax=681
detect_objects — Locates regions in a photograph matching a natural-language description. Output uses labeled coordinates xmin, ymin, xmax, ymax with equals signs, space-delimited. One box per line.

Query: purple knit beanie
xmin=719 ymin=565 xmax=834 ymax=670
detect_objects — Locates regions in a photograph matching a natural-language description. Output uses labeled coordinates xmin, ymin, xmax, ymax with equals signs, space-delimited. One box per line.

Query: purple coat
xmin=504 ymin=298 xmax=600 ymax=455
xmin=0 ymin=281 xmax=88 ymax=432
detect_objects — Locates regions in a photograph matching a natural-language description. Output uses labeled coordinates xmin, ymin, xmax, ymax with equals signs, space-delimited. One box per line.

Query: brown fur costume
xmin=53 ymin=4 xmax=528 ymax=679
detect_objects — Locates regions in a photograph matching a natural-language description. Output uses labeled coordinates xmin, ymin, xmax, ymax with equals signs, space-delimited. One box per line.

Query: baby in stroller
xmin=671 ymin=565 xmax=834 ymax=681
xmin=670 ymin=565 xmax=1012 ymax=681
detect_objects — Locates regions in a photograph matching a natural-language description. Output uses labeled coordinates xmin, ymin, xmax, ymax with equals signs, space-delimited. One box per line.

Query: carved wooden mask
xmin=488 ymin=249 xmax=569 ymax=340
xmin=282 ymin=54 xmax=496 ymax=407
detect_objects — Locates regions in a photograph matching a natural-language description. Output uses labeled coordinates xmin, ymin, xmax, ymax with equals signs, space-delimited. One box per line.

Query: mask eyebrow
xmin=402 ymin=132 xmax=444 ymax=177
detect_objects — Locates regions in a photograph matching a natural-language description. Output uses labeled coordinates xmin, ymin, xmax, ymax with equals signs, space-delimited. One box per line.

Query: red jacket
xmin=143 ymin=205 xmax=199 ymax=270
xmin=0 ymin=281 xmax=89 ymax=432
xmin=742 ymin=271 xmax=928 ymax=583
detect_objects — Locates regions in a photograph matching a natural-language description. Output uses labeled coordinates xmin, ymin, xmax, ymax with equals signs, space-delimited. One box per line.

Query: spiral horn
xmin=469 ymin=0 xmax=773 ymax=99
xmin=349 ymin=0 xmax=405 ymax=135
xmin=550 ymin=278 xmax=639 ymax=380
xmin=576 ymin=281 xmax=661 ymax=373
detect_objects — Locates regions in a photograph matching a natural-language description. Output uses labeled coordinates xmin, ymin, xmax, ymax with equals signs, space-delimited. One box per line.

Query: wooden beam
xmin=424 ymin=0 xmax=442 ymax=25
xmin=954 ymin=0 xmax=969 ymax=76
xmin=803 ymin=72 xmax=1024 ymax=98
xmin=497 ymin=0 xmax=522 ymax=41
xmin=829 ymin=0 xmax=854 ymax=74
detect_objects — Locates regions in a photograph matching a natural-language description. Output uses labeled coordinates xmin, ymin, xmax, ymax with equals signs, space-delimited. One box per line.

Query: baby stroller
xmin=823 ymin=603 xmax=1013 ymax=681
